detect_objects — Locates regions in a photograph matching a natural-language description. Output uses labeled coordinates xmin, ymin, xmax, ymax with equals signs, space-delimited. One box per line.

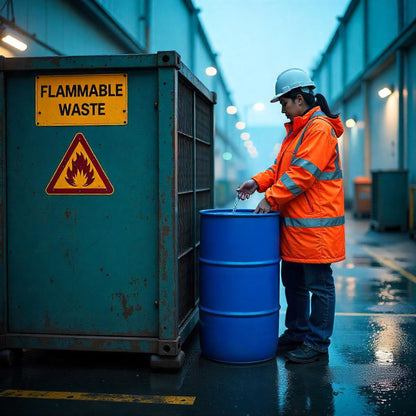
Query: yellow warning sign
xmin=36 ymin=73 xmax=127 ymax=126
xmin=46 ymin=133 xmax=114 ymax=195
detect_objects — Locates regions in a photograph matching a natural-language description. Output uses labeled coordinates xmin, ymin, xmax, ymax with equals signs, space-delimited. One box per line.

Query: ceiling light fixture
xmin=1 ymin=33 xmax=27 ymax=51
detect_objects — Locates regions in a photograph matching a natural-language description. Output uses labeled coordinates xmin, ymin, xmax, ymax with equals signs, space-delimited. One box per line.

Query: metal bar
xmin=210 ymin=95 xmax=215 ymax=208
xmin=0 ymin=56 xmax=6 ymax=347
xmin=157 ymin=52 xmax=178 ymax=347
xmin=397 ymin=49 xmax=405 ymax=169
xmin=3 ymin=54 xmax=159 ymax=71
xmin=179 ymin=63 xmax=215 ymax=103
xmin=363 ymin=81 xmax=371 ymax=176
xmin=144 ymin=0 xmax=151 ymax=52
xmin=193 ymin=88 xmax=198 ymax=309
xmin=363 ymin=0 xmax=369 ymax=66
xmin=178 ymin=306 xmax=199 ymax=341
xmin=4 ymin=333 xmax=161 ymax=353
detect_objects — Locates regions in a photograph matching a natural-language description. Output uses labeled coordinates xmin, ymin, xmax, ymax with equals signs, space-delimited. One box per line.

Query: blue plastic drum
xmin=199 ymin=209 xmax=280 ymax=364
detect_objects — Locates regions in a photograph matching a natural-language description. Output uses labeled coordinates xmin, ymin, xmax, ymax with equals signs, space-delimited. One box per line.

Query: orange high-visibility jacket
xmin=253 ymin=107 xmax=345 ymax=264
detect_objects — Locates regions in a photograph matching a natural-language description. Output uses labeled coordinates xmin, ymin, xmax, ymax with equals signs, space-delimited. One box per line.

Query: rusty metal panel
xmin=0 ymin=51 xmax=215 ymax=360
xmin=6 ymin=67 xmax=160 ymax=337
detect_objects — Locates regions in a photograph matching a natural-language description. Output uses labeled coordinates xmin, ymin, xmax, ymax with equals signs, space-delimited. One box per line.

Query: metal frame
xmin=0 ymin=51 xmax=215 ymax=367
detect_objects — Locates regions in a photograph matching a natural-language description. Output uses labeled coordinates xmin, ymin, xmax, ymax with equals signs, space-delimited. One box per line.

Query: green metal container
xmin=370 ymin=170 xmax=408 ymax=232
xmin=0 ymin=51 xmax=215 ymax=369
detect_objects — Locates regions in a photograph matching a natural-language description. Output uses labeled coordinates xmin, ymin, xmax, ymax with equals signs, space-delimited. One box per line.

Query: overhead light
xmin=248 ymin=145 xmax=258 ymax=158
xmin=252 ymin=102 xmax=265 ymax=112
xmin=222 ymin=151 xmax=232 ymax=161
xmin=235 ymin=121 xmax=246 ymax=130
xmin=1 ymin=34 xmax=28 ymax=51
xmin=378 ymin=87 xmax=393 ymax=98
xmin=226 ymin=105 xmax=237 ymax=115
xmin=346 ymin=118 xmax=356 ymax=128
xmin=205 ymin=66 xmax=217 ymax=76
xmin=240 ymin=132 xmax=250 ymax=140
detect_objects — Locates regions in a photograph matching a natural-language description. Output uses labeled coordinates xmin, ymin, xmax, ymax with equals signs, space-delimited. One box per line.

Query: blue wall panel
xmin=367 ymin=0 xmax=398 ymax=64
xmin=345 ymin=1 xmax=364 ymax=85
xmin=406 ymin=45 xmax=416 ymax=183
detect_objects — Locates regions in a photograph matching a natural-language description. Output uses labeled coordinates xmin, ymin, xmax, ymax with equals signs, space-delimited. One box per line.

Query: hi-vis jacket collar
xmin=284 ymin=107 xmax=344 ymax=139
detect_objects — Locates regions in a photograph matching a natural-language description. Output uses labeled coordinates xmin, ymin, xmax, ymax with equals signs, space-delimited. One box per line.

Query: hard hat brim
xmin=270 ymin=85 xmax=316 ymax=103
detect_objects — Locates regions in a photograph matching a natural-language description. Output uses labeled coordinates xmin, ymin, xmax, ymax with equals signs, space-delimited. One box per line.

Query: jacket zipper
xmin=304 ymin=193 xmax=314 ymax=213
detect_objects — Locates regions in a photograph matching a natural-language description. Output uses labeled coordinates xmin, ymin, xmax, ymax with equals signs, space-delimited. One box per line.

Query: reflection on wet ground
xmin=343 ymin=255 xmax=382 ymax=267
xmin=1 ymin=212 xmax=416 ymax=415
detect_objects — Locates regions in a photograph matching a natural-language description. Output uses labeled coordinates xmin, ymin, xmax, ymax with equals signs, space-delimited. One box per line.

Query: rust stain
xmin=64 ymin=209 xmax=77 ymax=225
xmin=112 ymin=293 xmax=134 ymax=320
xmin=159 ymin=225 xmax=170 ymax=281
xmin=99 ymin=268 xmax=110 ymax=278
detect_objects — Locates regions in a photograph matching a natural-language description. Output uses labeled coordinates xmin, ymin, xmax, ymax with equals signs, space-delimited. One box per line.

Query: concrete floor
xmin=1 ymin=211 xmax=416 ymax=416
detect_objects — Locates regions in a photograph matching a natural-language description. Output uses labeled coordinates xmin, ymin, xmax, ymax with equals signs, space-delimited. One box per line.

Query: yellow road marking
xmin=362 ymin=246 xmax=416 ymax=283
xmin=336 ymin=312 xmax=416 ymax=317
xmin=281 ymin=310 xmax=416 ymax=317
xmin=0 ymin=389 xmax=195 ymax=405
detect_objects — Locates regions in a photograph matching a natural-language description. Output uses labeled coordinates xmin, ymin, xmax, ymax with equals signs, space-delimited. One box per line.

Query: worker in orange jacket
xmin=238 ymin=68 xmax=345 ymax=363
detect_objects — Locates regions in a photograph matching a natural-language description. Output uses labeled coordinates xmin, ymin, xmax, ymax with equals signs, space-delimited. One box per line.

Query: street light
xmin=345 ymin=118 xmax=356 ymax=128
xmin=240 ymin=132 xmax=250 ymax=140
xmin=205 ymin=66 xmax=217 ymax=76
xmin=222 ymin=151 xmax=232 ymax=161
xmin=244 ymin=102 xmax=265 ymax=124
xmin=252 ymin=102 xmax=265 ymax=112
xmin=378 ymin=87 xmax=393 ymax=98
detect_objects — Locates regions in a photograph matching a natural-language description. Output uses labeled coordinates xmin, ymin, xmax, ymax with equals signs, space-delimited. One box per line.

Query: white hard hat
xmin=270 ymin=68 xmax=316 ymax=103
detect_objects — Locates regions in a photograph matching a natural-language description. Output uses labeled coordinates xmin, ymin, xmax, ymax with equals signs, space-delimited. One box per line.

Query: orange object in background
xmin=353 ymin=176 xmax=372 ymax=218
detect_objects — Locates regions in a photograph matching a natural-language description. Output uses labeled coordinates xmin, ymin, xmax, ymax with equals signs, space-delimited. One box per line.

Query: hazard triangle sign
xmin=46 ymin=133 xmax=114 ymax=195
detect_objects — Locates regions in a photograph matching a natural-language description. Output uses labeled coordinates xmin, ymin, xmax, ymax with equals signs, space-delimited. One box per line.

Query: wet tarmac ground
xmin=1 ymin=211 xmax=416 ymax=416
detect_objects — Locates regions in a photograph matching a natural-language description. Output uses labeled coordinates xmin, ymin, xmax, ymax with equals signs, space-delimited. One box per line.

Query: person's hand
xmin=254 ymin=197 xmax=271 ymax=214
xmin=237 ymin=179 xmax=258 ymax=200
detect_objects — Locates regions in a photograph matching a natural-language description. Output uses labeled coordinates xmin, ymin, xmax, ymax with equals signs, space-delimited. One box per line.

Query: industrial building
xmin=0 ymin=0 xmax=245 ymax=207
xmin=313 ymin=0 xmax=416 ymax=229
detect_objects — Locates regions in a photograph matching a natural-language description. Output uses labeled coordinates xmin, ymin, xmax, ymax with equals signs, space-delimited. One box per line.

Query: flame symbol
xmin=65 ymin=152 xmax=95 ymax=187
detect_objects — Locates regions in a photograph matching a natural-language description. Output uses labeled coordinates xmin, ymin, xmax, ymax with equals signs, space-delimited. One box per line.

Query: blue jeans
xmin=281 ymin=261 xmax=335 ymax=353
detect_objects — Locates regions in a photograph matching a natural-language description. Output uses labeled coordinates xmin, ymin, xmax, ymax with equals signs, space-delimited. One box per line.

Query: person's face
xmin=279 ymin=95 xmax=304 ymax=122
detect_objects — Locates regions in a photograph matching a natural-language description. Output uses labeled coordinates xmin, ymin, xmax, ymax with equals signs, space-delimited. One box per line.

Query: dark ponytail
xmin=285 ymin=88 xmax=339 ymax=119
xmin=315 ymin=93 xmax=339 ymax=119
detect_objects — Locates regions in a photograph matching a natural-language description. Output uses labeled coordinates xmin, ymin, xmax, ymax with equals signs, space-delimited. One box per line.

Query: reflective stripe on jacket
xmin=252 ymin=106 xmax=345 ymax=263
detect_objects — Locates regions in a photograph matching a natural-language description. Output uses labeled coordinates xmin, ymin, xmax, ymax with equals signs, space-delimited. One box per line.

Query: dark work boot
xmin=285 ymin=344 xmax=328 ymax=363
xmin=277 ymin=334 xmax=304 ymax=352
